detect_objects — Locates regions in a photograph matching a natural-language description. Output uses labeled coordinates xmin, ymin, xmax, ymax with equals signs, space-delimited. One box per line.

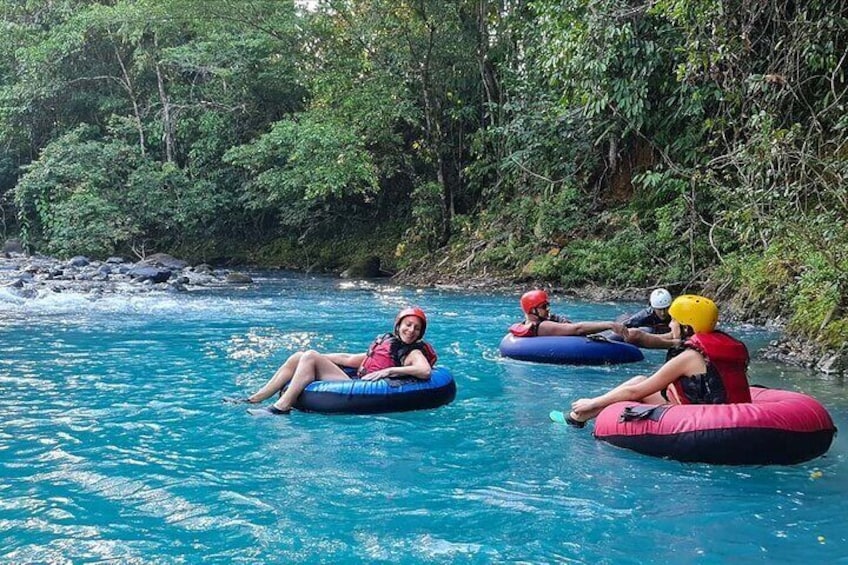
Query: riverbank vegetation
xmin=1 ymin=0 xmax=845 ymax=368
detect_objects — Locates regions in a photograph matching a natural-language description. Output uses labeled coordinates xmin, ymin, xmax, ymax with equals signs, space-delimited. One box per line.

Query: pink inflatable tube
xmin=593 ymin=386 xmax=837 ymax=465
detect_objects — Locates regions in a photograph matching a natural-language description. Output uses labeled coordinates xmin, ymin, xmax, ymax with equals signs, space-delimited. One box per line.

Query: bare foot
xmin=247 ymin=405 xmax=290 ymax=416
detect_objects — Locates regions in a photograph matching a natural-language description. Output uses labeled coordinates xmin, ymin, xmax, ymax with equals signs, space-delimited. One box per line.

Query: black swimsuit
xmin=664 ymin=345 xmax=729 ymax=404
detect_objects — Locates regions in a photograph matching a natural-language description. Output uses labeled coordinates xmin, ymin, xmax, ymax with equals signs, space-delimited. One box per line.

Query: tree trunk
xmin=153 ymin=34 xmax=175 ymax=163
xmin=109 ymin=31 xmax=146 ymax=156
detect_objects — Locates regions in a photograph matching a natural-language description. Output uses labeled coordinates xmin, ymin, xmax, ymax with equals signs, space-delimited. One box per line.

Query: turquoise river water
xmin=0 ymin=272 xmax=845 ymax=563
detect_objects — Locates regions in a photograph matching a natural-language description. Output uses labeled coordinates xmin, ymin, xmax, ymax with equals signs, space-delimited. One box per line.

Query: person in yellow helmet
xmin=550 ymin=295 xmax=751 ymax=427
xmin=509 ymin=289 xmax=626 ymax=338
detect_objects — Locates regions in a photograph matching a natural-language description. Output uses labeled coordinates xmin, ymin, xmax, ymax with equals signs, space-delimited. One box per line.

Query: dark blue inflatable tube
xmin=294 ymin=366 xmax=456 ymax=414
xmin=499 ymin=334 xmax=644 ymax=365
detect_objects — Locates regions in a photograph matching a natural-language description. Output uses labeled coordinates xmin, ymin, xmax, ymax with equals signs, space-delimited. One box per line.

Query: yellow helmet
xmin=668 ymin=294 xmax=718 ymax=334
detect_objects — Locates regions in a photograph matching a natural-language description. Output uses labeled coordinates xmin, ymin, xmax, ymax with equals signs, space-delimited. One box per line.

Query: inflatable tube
xmin=593 ymin=387 xmax=837 ymax=465
xmin=499 ymin=334 xmax=644 ymax=365
xmin=294 ymin=366 xmax=456 ymax=414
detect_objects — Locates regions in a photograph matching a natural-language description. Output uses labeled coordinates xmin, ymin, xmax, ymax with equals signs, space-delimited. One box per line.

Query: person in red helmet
xmin=228 ymin=307 xmax=437 ymax=415
xmin=509 ymin=289 xmax=626 ymax=338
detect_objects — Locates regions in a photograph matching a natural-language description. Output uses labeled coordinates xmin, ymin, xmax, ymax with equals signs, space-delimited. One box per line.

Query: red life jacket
xmin=509 ymin=322 xmax=538 ymax=337
xmin=508 ymin=315 xmax=568 ymax=337
xmin=358 ymin=333 xmax=438 ymax=376
xmin=670 ymin=331 xmax=751 ymax=404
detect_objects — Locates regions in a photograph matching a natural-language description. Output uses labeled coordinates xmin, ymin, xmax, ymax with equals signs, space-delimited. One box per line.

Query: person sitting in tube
xmin=508 ymin=289 xmax=627 ymax=338
xmin=225 ymin=307 xmax=437 ymax=415
xmin=615 ymin=287 xmax=684 ymax=349
xmin=549 ymin=294 xmax=751 ymax=427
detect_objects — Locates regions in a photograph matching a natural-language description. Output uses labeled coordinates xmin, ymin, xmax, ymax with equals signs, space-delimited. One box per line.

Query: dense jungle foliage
xmin=1 ymin=0 xmax=846 ymax=360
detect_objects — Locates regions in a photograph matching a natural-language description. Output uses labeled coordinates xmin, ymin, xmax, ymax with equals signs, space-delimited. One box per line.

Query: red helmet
xmin=395 ymin=306 xmax=427 ymax=338
xmin=520 ymin=290 xmax=549 ymax=314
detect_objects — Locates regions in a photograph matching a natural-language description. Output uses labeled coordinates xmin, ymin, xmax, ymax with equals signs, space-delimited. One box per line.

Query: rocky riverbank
xmin=3 ymin=245 xmax=843 ymax=375
xmin=0 ymin=250 xmax=254 ymax=299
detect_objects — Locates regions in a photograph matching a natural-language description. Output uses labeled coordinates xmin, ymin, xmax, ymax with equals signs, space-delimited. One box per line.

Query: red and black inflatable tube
xmin=593 ymin=386 xmax=837 ymax=465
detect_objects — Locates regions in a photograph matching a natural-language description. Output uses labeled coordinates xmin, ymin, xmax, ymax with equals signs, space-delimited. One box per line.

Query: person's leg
xmin=568 ymin=376 xmax=650 ymax=424
xmin=245 ymin=351 xmax=305 ymax=402
xmin=271 ymin=351 xmax=351 ymax=412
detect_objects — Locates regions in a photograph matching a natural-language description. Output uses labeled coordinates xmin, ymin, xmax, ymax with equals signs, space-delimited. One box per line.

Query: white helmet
xmin=650 ymin=288 xmax=673 ymax=309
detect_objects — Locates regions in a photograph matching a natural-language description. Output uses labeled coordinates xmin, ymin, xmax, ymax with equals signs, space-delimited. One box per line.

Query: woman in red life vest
xmin=550 ymin=295 xmax=751 ymax=427
xmin=228 ymin=307 xmax=437 ymax=415
xmin=509 ymin=289 xmax=626 ymax=337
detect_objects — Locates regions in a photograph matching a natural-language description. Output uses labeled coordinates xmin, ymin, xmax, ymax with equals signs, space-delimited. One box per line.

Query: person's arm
xmin=669 ymin=320 xmax=683 ymax=339
xmin=324 ymin=352 xmax=367 ymax=368
xmin=359 ymin=349 xmax=433 ymax=381
xmin=624 ymin=330 xmax=681 ymax=349
xmin=538 ymin=320 xmax=626 ymax=337
xmin=571 ymin=350 xmax=704 ymax=416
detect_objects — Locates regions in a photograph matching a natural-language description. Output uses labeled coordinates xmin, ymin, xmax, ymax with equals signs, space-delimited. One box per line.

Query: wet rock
xmin=138 ymin=253 xmax=189 ymax=270
xmin=128 ymin=266 xmax=172 ymax=284
xmin=817 ymin=351 xmax=847 ymax=375
xmin=3 ymin=239 xmax=24 ymax=255
xmin=225 ymin=272 xmax=253 ymax=284
xmin=0 ymin=250 xmax=254 ymax=298
xmin=341 ymin=256 xmax=386 ymax=278
xmin=167 ymin=280 xmax=187 ymax=292
xmin=184 ymin=272 xmax=215 ymax=285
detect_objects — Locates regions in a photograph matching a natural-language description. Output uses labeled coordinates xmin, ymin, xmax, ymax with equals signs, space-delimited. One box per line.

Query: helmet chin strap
xmin=531 ymin=308 xmax=548 ymax=321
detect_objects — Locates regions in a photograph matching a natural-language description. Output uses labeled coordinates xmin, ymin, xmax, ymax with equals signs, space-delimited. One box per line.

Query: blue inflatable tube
xmin=499 ymin=334 xmax=644 ymax=365
xmin=294 ymin=366 xmax=457 ymax=414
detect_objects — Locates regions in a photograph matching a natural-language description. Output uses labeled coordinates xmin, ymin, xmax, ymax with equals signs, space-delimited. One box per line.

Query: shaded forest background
xmin=1 ymin=0 xmax=846 ymax=363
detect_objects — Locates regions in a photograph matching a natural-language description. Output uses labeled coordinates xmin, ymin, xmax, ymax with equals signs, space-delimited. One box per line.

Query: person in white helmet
xmin=615 ymin=288 xmax=684 ymax=349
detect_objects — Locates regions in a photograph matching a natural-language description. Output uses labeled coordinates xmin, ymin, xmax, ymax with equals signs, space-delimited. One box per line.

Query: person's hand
xmin=610 ymin=323 xmax=629 ymax=339
xmin=360 ymin=369 xmax=391 ymax=381
xmin=622 ymin=328 xmax=643 ymax=344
